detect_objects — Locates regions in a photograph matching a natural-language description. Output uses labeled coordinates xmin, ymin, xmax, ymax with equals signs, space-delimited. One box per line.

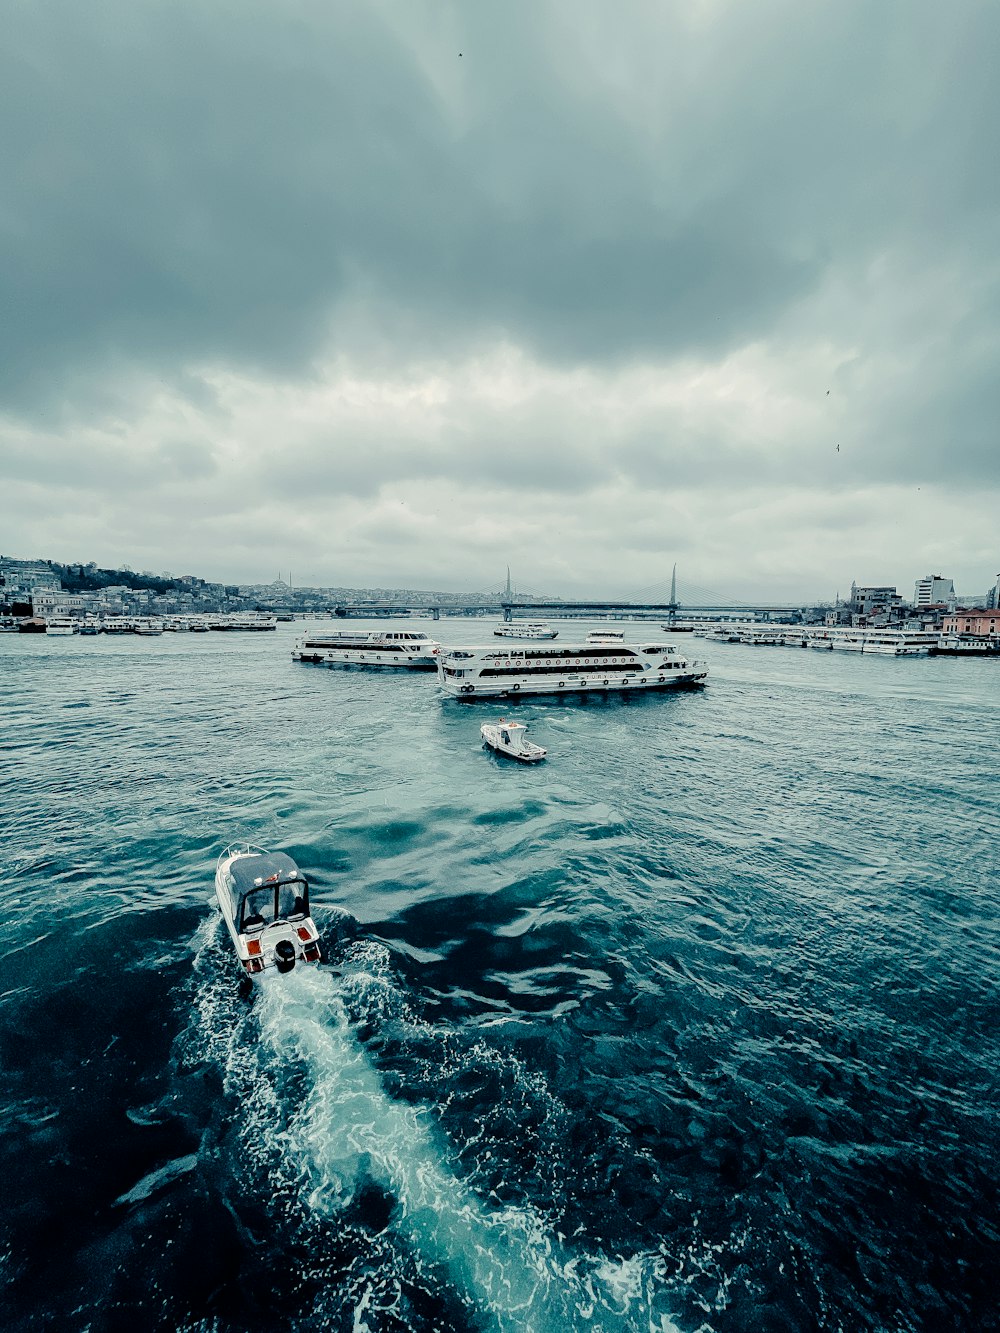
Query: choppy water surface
xmin=1 ymin=622 xmax=997 ymax=1332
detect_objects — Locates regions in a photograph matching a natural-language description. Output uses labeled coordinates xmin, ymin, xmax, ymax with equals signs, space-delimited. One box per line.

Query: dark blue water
xmin=1 ymin=623 xmax=997 ymax=1332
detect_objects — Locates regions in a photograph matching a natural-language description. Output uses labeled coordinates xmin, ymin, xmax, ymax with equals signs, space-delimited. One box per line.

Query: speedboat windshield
xmin=240 ymin=881 xmax=308 ymax=930
xmin=226 ymin=851 xmax=309 ymax=930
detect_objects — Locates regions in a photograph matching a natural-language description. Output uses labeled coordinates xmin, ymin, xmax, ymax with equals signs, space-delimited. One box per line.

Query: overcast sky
xmin=3 ymin=1 xmax=998 ymax=600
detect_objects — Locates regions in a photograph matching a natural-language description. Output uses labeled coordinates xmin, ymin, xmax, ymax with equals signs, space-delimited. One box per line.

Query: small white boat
xmin=215 ymin=844 xmax=322 ymax=978
xmin=480 ymin=718 xmax=547 ymax=763
xmin=586 ymin=630 xmax=625 ymax=644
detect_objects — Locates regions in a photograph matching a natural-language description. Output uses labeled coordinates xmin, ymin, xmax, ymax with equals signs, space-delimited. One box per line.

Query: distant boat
xmin=43 ymin=616 xmax=77 ymax=635
xmin=480 ymin=718 xmax=547 ymax=763
xmin=493 ymin=621 xmax=558 ymax=640
xmin=931 ymin=634 xmax=1000 ymax=656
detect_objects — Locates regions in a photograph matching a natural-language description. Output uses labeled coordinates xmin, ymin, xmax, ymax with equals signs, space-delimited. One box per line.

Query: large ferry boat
xmin=293 ymin=628 xmax=442 ymax=669
xmin=823 ymin=628 xmax=937 ymax=656
xmin=493 ymin=621 xmax=558 ymax=640
xmin=437 ymin=640 xmax=707 ymax=699
xmin=43 ymin=616 xmax=78 ymax=635
xmin=859 ymin=630 xmax=937 ymax=656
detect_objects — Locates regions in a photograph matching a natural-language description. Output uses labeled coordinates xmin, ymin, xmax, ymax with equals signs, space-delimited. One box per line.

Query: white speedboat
xmin=481 ymin=718 xmax=547 ymax=763
xmin=215 ymin=844 xmax=322 ymax=978
xmin=586 ymin=630 xmax=625 ymax=644
xmin=293 ymin=628 xmax=441 ymax=669
xmin=493 ymin=621 xmax=558 ymax=640
xmin=438 ymin=640 xmax=708 ymax=699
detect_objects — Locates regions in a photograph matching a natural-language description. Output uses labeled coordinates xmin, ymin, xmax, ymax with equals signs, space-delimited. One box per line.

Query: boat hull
xmin=444 ymin=669 xmax=707 ymax=699
xmin=293 ymin=648 xmax=439 ymax=669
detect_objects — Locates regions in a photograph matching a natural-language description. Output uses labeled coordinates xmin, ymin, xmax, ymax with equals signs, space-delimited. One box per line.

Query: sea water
xmin=0 ymin=622 xmax=997 ymax=1332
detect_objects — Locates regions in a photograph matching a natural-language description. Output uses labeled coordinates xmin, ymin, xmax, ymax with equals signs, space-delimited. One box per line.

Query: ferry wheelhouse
xmin=292 ymin=629 xmax=442 ymax=669
xmin=215 ymin=844 xmax=321 ymax=978
xmin=437 ymin=640 xmax=707 ymax=699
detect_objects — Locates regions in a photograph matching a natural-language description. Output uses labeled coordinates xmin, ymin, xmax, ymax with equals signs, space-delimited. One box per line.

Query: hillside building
xmin=914 ymin=574 xmax=955 ymax=609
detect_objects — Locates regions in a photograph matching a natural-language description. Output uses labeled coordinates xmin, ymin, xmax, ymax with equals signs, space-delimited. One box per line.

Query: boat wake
xmin=185 ymin=920 xmax=682 ymax=1333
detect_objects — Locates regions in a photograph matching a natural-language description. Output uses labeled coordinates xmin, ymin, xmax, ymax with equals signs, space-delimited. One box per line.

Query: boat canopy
xmin=229 ymin=851 xmax=304 ymax=895
xmin=223 ymin=852 xmax=310 ymax=932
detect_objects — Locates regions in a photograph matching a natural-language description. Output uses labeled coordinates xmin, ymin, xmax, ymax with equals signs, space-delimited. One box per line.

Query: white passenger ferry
xmin=43 ymin=616 xmax=78 ymax=635
xmin=437 ymin=640 xmax=707 ymax=699
xmin=493 ymin=621 xmax=558 ymax=640
xmin=293 ymin=628 xmax=442 ymax=669
xmin=819 ymin=628 xmax=937 ymax=656
xmin=858 ymin=630 xmax=937 ymax=656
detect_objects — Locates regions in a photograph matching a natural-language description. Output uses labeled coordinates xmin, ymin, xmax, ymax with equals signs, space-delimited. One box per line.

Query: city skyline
xmin=3 ymin=3 xmax=999 ymax=599
xmin=4 ymin=549 xmax=997 ymax=611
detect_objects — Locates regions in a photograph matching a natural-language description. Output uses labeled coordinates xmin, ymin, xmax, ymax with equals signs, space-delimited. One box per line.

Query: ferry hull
xmin=293 ymin=649 xmax=439 ymax=669
xmin=441 ymin=670 xmax=708 ymax=700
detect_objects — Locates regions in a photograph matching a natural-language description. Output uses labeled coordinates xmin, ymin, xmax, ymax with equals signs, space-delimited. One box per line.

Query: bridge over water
xmin=329 ymin=565 xmax=826 ymax=621
xmin=331 ymin=598 xmax=819 ymax=622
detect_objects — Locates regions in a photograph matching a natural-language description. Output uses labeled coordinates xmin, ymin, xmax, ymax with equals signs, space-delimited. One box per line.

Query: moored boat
xmin=480 ymin=718 xmax=547 ymax=763
xmin=44 ymin=616 xmax=77 ymax=635
xmin=930 ymin=634 xmax=1000 ymax=656
xmin=215 ymin=844 xmax=321 ymax=978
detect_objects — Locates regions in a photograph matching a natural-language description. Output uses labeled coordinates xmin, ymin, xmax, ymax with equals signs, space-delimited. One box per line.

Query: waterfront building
xmin=941 ymin=609 xmax=1000 ymax=638
xmin=31 ymin=589 xmax=90 ymax=618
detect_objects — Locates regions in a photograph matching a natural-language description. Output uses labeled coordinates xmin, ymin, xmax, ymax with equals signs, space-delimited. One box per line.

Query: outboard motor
xmin=274 ymin=939 xmax=297 ymax=974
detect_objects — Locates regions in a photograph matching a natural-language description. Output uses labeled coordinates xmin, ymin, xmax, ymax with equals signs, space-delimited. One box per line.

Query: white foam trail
xmin=251 ymin=963 xmax=681 ymax=1333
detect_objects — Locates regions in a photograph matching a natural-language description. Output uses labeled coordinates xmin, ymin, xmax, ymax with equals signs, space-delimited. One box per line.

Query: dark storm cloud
xmin=7 ymin=0 xmax=996 ymax=416
xmin=3 ymin=0 xmax=999 ymax=595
